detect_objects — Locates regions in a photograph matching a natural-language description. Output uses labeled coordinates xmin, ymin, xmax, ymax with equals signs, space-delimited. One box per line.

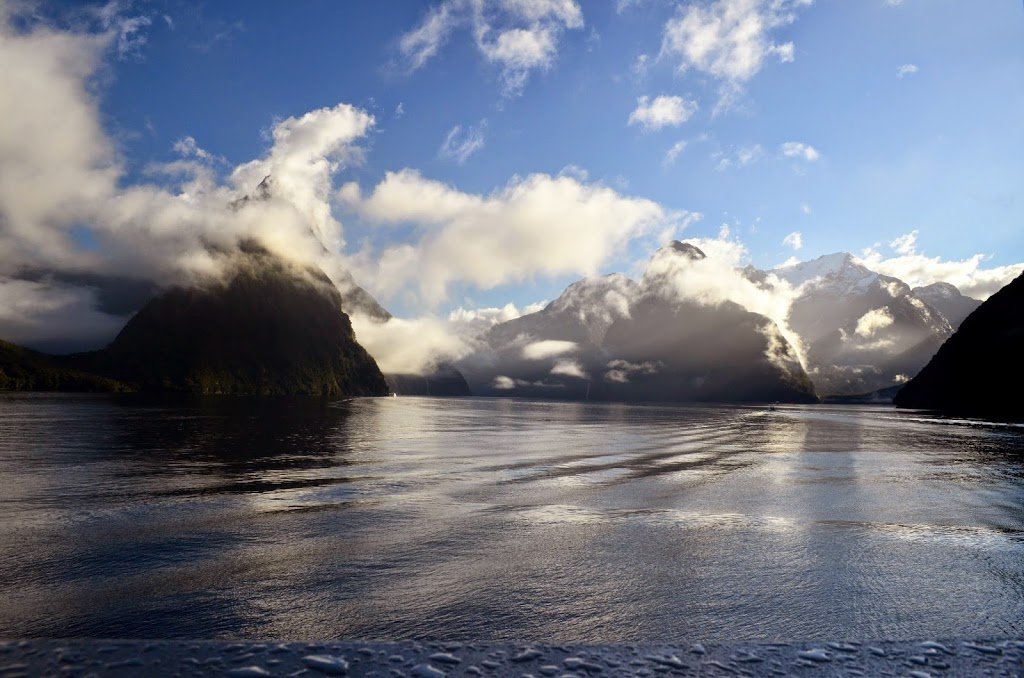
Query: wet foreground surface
xmin=1 ymin=395 xmax=1024 ymax=642
xmin=0 ymin=637 xmax=1021 ymax=676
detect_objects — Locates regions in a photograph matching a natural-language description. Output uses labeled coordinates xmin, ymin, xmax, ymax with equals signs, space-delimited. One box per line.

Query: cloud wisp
xmin=659 ymin=0 xmax=814 ymax=112
xmin=398 ymin=0 xmax=584 ymax=96
xmin=780 ymin=141 xmax=820 ymax=162
xmin=896 ymin=63 xmax=918 ymax=78
xmin=439 ymin=121 xmax=487 ymax=164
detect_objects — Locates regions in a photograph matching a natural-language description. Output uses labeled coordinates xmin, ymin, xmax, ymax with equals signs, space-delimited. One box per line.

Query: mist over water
xmin=1 ymin=394 xmax=1022 ymax=642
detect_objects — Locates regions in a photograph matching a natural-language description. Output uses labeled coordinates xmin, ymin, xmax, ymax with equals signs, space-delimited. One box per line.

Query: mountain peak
xmin=913 ymin=281 xmax=963 ymax=298
xmin=664 ymin=240 xmax=707 ymax=260
xmin=549 ymin=273 xmax=637 ymax=314
xmin=772 ymin=252 xmax=869 ymax=288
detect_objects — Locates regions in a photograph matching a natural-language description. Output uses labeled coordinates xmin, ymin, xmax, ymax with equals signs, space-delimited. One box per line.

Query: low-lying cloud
xmin=860 ymin=231 xmax=1023 ymax=300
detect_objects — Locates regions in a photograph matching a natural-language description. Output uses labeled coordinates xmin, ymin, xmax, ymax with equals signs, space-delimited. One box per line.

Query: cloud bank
xmin=340 ymin=169 xmax=693 ymax=304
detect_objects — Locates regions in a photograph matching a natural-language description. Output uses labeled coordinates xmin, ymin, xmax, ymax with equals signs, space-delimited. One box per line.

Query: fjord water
xmin=1 ymin=394 xmax=1022 ymax=642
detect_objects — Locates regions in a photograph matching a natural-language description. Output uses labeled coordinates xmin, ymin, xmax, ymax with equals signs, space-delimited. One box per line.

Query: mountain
xmin=3 ymin=248 xmax=391 ymax=399
xmin=0 ymin=339 xmax=126 ymax=392
xmin=771 ymin=253 xmax=954 ymax=396
xmin=64 ymin=246 xmax=390 ymax=396
xmin=337 ymin=269 xmax=393 ymax=322
xmin=239 ymin=175 xmax=469 ymax=396
xmin=459 ymin=273 xmax=638 ymax=399
xmin=460 ymin=242 xmax=817 ymax=403
xmin=911 ymin=282 xmax=981 ymax=329
xmin=894 ymin=270 xmax=1024 ymax=420
xmin=1 ymin=245 xmax=463 ymax=397
xmin=336 ymin=275 xmax=471 ymax=396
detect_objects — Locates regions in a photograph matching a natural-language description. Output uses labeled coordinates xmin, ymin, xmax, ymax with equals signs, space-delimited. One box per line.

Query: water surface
xmin=1 ymin=394 xmax=1022 ymax=642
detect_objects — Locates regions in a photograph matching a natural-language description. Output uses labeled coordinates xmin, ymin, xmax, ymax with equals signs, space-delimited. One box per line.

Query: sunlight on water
xmin=0 ymin=393 xmax=1022 ymax=642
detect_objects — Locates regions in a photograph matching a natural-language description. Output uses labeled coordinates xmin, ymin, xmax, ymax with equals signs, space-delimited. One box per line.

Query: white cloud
xmin=615 ymin=0 xmax=647 ymax=12
xmin=858 ymin=232 xmax=1024 ymax=300
xmin=738 ymin=144 xmax=763 ymax=166
xmin=0 ymin=278 xmax=127 ymax=351
xmin=896 ymin=63 xmax=918 ymax=78
xmin=659 ymin=0 xmax=814 ymax=112
xmin=230 ymin=103 xmax=375 ymax=253
xmin=447 ymin=300 xmax=545 ymax=334
xmin=94 ymin=1 xmax=153 ymax=60
xmin=340 ymin=169 xmax=693 ymax=304
xmin=550 ymin=358 xmax=588 ymax=378
xmin=663 ymin=140 xmax=688 ymax=167
xmin=604 ymin=359 xmax=660 ymax=383
xmin=398 ymin=1 xmax=457 ymax=70
xmin=439 ymin=121 xmax=486 ymax=164
xmin=800 ymin=203 xmax=811 ymax=215
xmin=783 ymin=231 xmax=803 ymax=250
xmin=780 ymin=141 xmax=820 ymax=161
xmin=397 ymin=0 xmax=584 ymax=96
xmin=890 ymin=230 xmax=918 ymax=255
xmin=347 ymin=299 xmax=552 ymax=377
xmin=628 ymin=95 xmax=698 ymax=131
xmin=349 ymin=314 xmax=473 ymax=374
xmin=714 ymin=143 xmax=763 ymax=170
xmin=492 ymin=375 xmax=517 ymax=389
xmin=172 ymin=135 xmax=221 ymax=163
xmin=633 ymin=53 xmax=652 ymax=76
xmin=854 ymin=307 xmax=894 ymax=338
xmin=0 ymin=7 xmax=379 ymax=348
xmin=522 ymin=339 xmax=578 ymax=360
xmin=643 ymin=233 xmax=807 ymax=368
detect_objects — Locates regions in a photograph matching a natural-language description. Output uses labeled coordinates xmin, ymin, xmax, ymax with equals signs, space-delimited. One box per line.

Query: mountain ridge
xmin=894 ymin=269 xmax=1024 ymax=420
xmin=2 ymin=247 xmax=390 ymax=397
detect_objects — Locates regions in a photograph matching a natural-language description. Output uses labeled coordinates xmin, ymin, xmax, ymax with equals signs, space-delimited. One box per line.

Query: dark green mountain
xmin=2 ymin=247 xmax=389 ymax=397
xmin=894 ymin=270 xmax=1024 ymax=420
xmin=0 ymin=339 xmax=126 ymax=392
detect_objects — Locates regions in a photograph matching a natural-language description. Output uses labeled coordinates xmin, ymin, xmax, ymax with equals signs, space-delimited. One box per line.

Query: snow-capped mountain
xmin=458 ymin=242 xmax=817 ymax=403
xmin=911 ymin=282 xmax=981 ymax=329
xmin=770 ymin=253 xmax=977 ymax=396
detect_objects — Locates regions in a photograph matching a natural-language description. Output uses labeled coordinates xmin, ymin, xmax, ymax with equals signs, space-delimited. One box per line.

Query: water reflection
xmin=0 ymin=394 xmax=1023 ymax=641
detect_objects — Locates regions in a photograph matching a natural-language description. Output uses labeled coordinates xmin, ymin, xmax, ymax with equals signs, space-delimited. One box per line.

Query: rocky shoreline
xmin=1 ymin=637 xmax=1021 ymax=676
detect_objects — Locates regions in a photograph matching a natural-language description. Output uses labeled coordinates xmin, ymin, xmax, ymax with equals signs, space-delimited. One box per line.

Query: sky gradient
xmin=1 ymin=0 xmax=1022 ymax=348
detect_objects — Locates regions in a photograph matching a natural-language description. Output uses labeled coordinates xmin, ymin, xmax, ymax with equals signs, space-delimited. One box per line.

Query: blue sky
xmin=4 ymin=0 xmax=1024 ymax=333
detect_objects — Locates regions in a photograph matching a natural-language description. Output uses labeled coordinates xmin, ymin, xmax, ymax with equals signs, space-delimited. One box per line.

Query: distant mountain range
xmin=769 ymin=253 xmax=980 ymax=395
xmin=458 ymin=244 xmax=986 ymax=401
xmin=458 ymin=241 xmax=817 ymax=402
xmin=1 ymin=236 xmax=1010 ymax=406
